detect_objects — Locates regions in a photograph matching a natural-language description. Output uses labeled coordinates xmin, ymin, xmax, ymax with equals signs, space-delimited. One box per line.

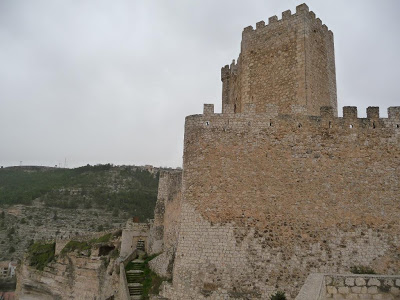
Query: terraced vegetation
xmin=0 ymin=165 xmax=159 ymax=217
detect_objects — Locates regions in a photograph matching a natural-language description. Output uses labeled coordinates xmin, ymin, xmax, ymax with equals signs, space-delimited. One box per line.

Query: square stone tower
xmin=221 ymin=4 xmax=337 ymax=116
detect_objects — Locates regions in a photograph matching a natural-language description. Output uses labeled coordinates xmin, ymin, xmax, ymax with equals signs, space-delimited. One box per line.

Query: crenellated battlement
xmin=241 ymin=4 xmax=332 ymax=40
xmin=221 ymin=59 xmax=238 ymax=80
xmin=222 ymin=3 xmax=337 ymax=117
xmin=192 ymin=104 xmax=400 ymax=133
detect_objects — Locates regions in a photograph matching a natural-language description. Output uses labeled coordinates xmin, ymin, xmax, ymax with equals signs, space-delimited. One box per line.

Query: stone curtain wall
xmin=148 ymin=171 xmax=182 ymax=278
xmin=163 ymin=105 xmax=400 ymax=299
xmin=221 ymin=4 xmax=337 ymax=116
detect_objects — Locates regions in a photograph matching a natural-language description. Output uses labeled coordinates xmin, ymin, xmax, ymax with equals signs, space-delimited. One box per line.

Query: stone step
xmin=131 ymin=259 xmax=144 ymax=264
xmin=128 ymin=283 xmax=142 ymax=287
xmin=127 ymin=275 xmax=143 ymax=280
xmin=130 ymin=296 xmax=142 ymax=300
xmin=127 ymin=276 xmax=143 ymax=279
xmin=127 ymin=275 xmax=143 ymax=278
xmin=127 ymin=274 xmax=143 ymax=278
xmin=129 ymin=289 xmax=143 ymax=294
xmin=126 ymin=270 xmax=143 ymax=274
xmin=127 ymin=274 xmax=143 ymax=277
xmin=129 ymin=291 xmax=142 ymax=296
xmin=127 ymin=278 xmax=143 ymax=284
xmin=127 ymin=272 xmax=143 ymax=276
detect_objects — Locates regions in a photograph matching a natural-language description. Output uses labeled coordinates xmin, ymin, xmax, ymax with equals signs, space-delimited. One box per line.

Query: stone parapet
xmin=296 ymin=273 xmax=400 ymax=300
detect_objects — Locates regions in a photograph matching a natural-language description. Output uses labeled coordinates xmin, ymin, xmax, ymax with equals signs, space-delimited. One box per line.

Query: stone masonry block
xmin=327 ymin=286 xmax=337 ymax=294
xmin=391 ymin=286 xmax=400 ymax=295
xmin=338 ymin=286 xmax=349 ymax=294
xmin=256 ymin=21 xmax=265 ymax=29
xmin=343 ymin=106 xmax=358 ymax=119
xmin=203 ymin=104 xmax=214 ymax=115
xmin=367 ymin=107 xmax=379 ymax=119
xmin=282 ymin=10 xmax=291 ymax=19
xmin=345 ymin=277 xmax=355 ymax=286
xmin=356 ymin=278 xmax=366 ymax=286
xmin=384 ymin=279 xmax=394 ymax=286
xmin=388 ymin=107 xmax=400 ymax=119
xmin=367 ymin=278 xmax=381 ymax=286
xmin=367 ymin=286 xmax=378 ymax=294
xmin=296 ymin=3 xmax=309 ymax=14
xmin=269 ymin=16 xmax=278 ymax=24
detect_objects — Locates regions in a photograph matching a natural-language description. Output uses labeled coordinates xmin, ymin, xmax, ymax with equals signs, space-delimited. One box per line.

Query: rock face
xmin=0 ymin=204 xmax=126 ymax=262
xmin=16 ymin=251 xmax=119 ymax=299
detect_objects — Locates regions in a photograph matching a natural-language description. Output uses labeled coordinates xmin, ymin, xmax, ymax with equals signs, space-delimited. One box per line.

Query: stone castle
xmin=148 ymin=3 xmax=400 ymax=300
xmin=14 ymin=3 xmax=400 ymax=300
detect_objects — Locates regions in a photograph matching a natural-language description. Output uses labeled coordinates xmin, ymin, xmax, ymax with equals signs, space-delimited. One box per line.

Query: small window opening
xmin=269 ymin=119 xmax=273 ymax=127
xmin=349 ymin=124 xmax=353 ymax=129
xmin=372 ymin=122 xmax=376 ymax=129
xmin=298 ymin=123 xmax=302 ymax=128
xmin=329 ymin=121 xmax=332 ymax=128
xmin=234 ymin=104 xmax=237 ymax=113
xmin=205 ymin=121 xmax=210 ymax=126
xmin=397 ymin=124 xmax=399 ymax=128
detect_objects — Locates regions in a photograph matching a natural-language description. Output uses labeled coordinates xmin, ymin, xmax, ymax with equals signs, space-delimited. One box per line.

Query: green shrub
xmin=109 ymin=248 xmax=119 ymax=259
xmin=270 ymin=291 xmax=286 ymax=300
xmin=90 ymin=233 xmax=112 ymax=244
xmin=61 ymin=241 xmax=91 ymax=254
xmin=141 ymin=254 xmax=164 ymax=299
xmin=28 ymin=242 xmax=55 ymax=270
xmin=350 ymin=266 xmax=376 ymax=274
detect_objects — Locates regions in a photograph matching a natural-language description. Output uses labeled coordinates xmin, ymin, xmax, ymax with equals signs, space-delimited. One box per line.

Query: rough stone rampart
xmin=160 ymin=3 xmax=399 ymax=299
xmin=163 ymin=105 xmax=400 ymax=299
xmin=148 ymin=170 xmax=182 ymax=278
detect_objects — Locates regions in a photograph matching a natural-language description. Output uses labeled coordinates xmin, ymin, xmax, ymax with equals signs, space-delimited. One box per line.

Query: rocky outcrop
xmin=16 ymin=252 xmax=119 ymax=299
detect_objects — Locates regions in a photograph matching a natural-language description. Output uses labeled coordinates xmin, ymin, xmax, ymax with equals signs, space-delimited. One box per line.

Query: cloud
xmin=0 ymin=0 xmax=399 ymax=167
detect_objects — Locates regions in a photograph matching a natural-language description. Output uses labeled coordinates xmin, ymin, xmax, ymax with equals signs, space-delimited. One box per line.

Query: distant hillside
xmin=0 ymin=164 xmax=159 ymax=220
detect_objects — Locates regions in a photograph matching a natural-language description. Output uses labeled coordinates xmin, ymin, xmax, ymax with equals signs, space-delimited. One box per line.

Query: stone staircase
xmin=126 ymin=259 xmax=145 ymax=300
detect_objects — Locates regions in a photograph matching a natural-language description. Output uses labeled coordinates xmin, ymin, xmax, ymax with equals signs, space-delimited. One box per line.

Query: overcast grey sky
xmin=0 ymin=0 xmax=399 ymax=168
